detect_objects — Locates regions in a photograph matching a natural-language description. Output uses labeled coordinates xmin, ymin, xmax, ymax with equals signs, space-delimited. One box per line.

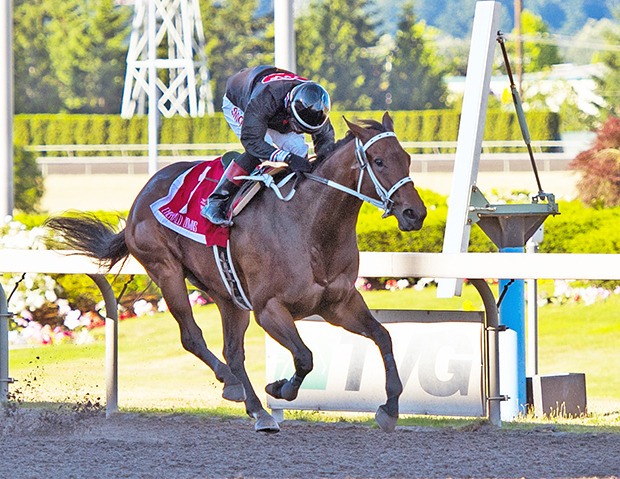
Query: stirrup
xmin=202 ymin=201 xmax=233 ymax=226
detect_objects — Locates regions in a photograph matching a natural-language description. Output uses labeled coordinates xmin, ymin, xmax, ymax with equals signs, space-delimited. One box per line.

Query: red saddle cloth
xmin=150 ymin=159 xmax=229 ymax=247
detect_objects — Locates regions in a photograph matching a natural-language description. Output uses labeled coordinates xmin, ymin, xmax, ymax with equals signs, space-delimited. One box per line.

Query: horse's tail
xmin=45 ymin=214 xmax=130 ymax=270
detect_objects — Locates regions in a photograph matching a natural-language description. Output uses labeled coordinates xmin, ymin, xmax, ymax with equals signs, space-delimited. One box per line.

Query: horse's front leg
xmin=255 ymin=298 xmax=313 ymax=401
xmin=217 ymin=299 xmax=280 ymax=433
xmin=323 ymin=290 xmax=403 ymax=432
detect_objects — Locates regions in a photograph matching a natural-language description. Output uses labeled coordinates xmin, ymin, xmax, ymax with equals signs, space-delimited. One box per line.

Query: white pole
xmin=437 ymin=1 xmax=501 ymax=298
xmin=0 ymin=286 xmax=10 ymax=403
xmin=147 ymin=0 xmax=158 ymax=175
xmin=526 ymin=242 xmax=539 ymax=376
xmin=274 ymin=0 xmax=296 ymax=72
xmin=0 ymin=0 xmax=13 ymax=217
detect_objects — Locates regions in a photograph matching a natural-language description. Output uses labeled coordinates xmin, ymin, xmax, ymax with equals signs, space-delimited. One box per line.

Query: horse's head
xmin=344 ymin=112 xmax=427 ymax=231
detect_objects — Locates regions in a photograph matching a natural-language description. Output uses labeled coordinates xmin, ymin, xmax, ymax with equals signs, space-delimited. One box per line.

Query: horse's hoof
xmin=265 ymin=379 xmax=287 ymax=399
xmin=254 ymin=413 xmax=280 ymax=434
xmin=375 ymin=405 xmax=398 ymax=432
xmin=222 ymin=383 xmax=246 ymax=402
xmin=279 ymin=381 xmax=299 ymax=401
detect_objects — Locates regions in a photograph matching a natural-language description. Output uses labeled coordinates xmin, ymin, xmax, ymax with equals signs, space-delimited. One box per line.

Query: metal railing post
xmin=88 ymin=274 xmax=118 ymax=417
xmin=470 ymin=278 xmax=502 ymax=427
xmin=0 ymin=284 xmax=13 ymax=403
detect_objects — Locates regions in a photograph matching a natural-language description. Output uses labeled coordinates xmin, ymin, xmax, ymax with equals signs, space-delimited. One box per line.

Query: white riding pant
xmin=222 ymin=95 xmax=309 ymax=158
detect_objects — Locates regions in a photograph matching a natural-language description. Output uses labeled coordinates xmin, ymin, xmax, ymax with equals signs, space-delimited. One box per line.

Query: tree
xmin=570 ymin=116 xmax=620 ymax=208
xmin=14 ymin=0 xmax=131 ymax=114
xmin=13 ymin=0 xmax=63 ymax=113
xmin=201 ymin=0 xmax=273 ymax=104
xmin=47 ymin=0 xmax=131 ymax=113
xmin=296 ymin=0 xmax=384 ymax=110
xmin=593 ymin=15 xmax=620 ymax=118
xmin=14 ymin=146 xmax=44 ymax=213
xmin=87 ymin=0 xmax=132 ymax=113
xmin=514 ymin=10 xmax=562 ymax=73
xmin=387 ymin=2 xmax=448 ymax=110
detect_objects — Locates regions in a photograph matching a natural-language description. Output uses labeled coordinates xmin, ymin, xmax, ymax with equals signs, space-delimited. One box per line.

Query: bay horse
xmin=46 ymin=112 xmax=427 ymax=433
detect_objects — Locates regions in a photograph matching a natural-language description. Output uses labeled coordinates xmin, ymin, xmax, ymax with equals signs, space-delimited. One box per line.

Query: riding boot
xmin=201 ymin=160 xmax=250 ymax=226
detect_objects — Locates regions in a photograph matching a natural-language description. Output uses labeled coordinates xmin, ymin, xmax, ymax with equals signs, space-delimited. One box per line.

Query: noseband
xmin=353 ymin=132 xmax=413 ymax=217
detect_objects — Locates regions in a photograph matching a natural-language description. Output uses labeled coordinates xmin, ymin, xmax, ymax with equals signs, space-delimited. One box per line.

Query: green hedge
xmin=356 ymin=196 xmax=620 ymax=256
xmin=14 ymin=109 xmax=560 ymax=151
xmin=13 ymin=196 xmax=620 ymax=256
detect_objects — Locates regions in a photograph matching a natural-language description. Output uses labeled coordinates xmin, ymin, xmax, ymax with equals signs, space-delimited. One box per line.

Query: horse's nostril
xmin=403 ymin=208 xmax=416 ymax=220
xmin=402 ymin=207 xmax=427 ymax=229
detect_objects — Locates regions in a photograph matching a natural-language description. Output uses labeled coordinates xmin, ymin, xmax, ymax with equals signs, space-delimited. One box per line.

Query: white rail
xmin=2 ymin=250 xmax=618 ymax=418
xmin=27 ymin=141 xmax=579 ymax=175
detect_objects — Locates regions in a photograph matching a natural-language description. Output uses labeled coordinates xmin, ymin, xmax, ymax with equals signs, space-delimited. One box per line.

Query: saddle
xmin=224 ymin=151 xmax=295 ymax=219
xmin=150 ymin=152 xmax=299 ymax=311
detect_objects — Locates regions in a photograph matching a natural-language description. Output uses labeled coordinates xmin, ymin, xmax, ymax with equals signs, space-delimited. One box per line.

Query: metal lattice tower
xmin=121 ymin=0 xmax=214 ymax=118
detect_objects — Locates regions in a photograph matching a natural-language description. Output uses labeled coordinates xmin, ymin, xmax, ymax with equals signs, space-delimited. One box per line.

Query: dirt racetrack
xmin=0 ymin=407 xmax=619 ymax=479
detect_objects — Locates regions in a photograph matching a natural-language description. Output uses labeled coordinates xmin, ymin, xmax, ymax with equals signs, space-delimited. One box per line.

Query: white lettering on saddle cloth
xmin=149 ymin=160 xmax=230 ymax=247
xmin=161 ymin=206 xmax=199 ymax=232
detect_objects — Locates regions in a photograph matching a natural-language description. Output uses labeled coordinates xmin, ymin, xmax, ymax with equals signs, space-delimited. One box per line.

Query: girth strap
xmin=213 ymin=242 xmax=252 ymax=311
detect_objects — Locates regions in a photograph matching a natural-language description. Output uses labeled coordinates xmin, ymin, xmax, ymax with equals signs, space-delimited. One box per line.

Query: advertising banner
xmin=266 ymin=310 xmax=486 ymax=417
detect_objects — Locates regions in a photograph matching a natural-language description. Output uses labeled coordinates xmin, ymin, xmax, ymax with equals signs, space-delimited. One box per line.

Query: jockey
xmin=201 ymin=65 xmax=335 ymax=226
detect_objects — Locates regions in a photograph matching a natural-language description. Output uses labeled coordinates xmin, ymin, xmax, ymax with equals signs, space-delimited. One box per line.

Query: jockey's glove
xmin=285 ymin=153 xmax=313 ymax=173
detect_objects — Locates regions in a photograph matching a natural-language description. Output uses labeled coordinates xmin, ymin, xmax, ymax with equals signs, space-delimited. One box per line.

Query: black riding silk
xmin=224 ymin=65 xmax=335 ymax=161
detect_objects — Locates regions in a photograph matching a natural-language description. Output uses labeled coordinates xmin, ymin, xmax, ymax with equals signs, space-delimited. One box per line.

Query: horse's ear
xmin=382 ymin=111 xmax=394 ymax=132
xmin=343 ymin=116 xmax=370 ymax=141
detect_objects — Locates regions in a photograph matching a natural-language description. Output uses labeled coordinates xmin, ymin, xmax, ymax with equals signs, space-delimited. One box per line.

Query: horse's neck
xmin=304 ymin=142 xmax=363 ymax=233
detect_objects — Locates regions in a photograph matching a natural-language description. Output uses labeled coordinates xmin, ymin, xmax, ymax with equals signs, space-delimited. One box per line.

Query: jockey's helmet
xmin=286 ymin=82 xmax=331 ymax=133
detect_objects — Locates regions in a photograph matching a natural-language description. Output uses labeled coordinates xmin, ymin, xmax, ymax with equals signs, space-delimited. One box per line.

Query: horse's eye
xmin=374 ymin=157 xmax=385 ymax=168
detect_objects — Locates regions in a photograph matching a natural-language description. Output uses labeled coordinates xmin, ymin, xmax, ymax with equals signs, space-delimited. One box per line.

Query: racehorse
xmin=46 ymin=112 xmax=427 ymax=433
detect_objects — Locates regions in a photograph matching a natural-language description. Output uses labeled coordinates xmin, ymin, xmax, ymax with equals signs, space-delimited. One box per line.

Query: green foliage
xmin=507 ymin=10 xmax=562 ymax=74
xmin=13 ymin=0 xmax=63 ymax=114
xmin=357 ymin=194 xmax=620 ymax=256
xmin=15 ymin=0 xmax=131 ymax=114
xmin=356 ymin=191 xmax=496 ymax=253
xmin=593 ymin=14 xmax=620 ymax=119
xmin=15 ymin=110 xmax=561 ymax=149
xmin=296 ymin=0 xmax=383 ymax=110
xmin=540 ymin=200 xmax=620 ymax=253
xmin=201 ymin=0 xmax=273 ymax=104
xmin=13 ymin=145 xmax=44 ymax=213
xmin=387 ymin=2 xmax=448 ymax=110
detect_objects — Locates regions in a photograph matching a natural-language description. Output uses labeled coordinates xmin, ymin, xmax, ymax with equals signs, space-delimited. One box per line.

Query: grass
xmin=7 ymin=283 xmax=620 ymax=430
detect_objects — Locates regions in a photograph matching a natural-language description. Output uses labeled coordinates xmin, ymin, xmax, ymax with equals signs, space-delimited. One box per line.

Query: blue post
xmin=498 ymin=246 xmax=526 ymax=414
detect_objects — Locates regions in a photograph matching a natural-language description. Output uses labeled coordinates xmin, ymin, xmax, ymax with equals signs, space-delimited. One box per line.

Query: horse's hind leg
xmin=323 ymin=291 xmax=403 ymax=432
xmin=218 ymin=300 xmax=280 ymax=433
xmin=256 ymin=299 xmax=313 ymax=402
xmin=152 ymin=267 xmax=245 ymax=402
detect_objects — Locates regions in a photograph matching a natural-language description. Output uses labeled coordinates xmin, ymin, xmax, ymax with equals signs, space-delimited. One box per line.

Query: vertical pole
xmin=438 ymin=1 xmax=501 ymax=298
xmin=0 ymin=0 xmax=13 ymax=217
xmin=274 ymin=0 xmax=296 ymax=72
xmin=88 ymin=275 xmax=118 ymax=418
xmin=526 ymin=242 xmax=539 ymax=376
xmin=498 ymin=246 xmax=526 ymax=416
xmin=147 ymin=0 xmax=159 ymax=175
xmin=1 ymin=285 xmax=11 ymax=403
xmin=514 ymin=0 xmax=523 ymax=95
xmin=470 ymin=279 xmax=502 ymax=427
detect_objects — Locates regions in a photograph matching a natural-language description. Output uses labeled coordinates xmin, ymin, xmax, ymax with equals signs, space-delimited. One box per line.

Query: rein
xmin=238 ymin=130 xmax=413 ymax=217
xmin=306 ymin=131 xmax=413 ymax=217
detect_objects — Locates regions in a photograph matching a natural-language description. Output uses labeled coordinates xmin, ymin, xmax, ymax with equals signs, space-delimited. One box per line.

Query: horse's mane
xmin=315 ymin=119 xmax=387 ymax=163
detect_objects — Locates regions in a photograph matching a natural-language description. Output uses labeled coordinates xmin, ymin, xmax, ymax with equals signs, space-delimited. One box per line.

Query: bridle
xmin=236 ymin=130 xmax=414 ymax=217
xmin=305 ymin=130 xmax=413 ymax=217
